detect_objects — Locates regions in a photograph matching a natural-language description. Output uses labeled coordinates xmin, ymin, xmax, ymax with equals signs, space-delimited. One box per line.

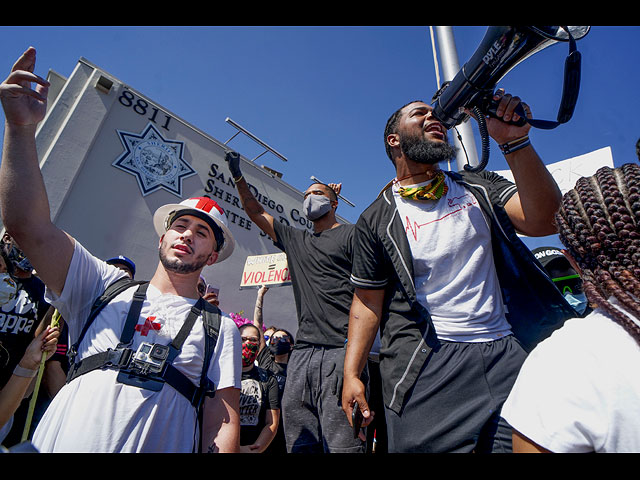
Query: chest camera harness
xmin=66 ymin=277 xmax=221 ymax=417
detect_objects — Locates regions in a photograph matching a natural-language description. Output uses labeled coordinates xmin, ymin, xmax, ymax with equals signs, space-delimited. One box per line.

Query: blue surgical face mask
xmin=303 ymin=194 xmax=332 ymax=221
xmin=564 ymin=291 xmax=588 ymax=315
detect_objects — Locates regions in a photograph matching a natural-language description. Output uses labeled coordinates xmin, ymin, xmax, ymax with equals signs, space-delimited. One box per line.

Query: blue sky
xmin=1 ymin=25 xmax=638 ymax=253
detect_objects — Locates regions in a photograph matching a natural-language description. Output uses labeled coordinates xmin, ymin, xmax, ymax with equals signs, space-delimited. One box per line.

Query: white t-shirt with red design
xmin=32 ymin=241 xmax=241 ymax=453
xmin=393 ymin=175 xmax=512 ymax=342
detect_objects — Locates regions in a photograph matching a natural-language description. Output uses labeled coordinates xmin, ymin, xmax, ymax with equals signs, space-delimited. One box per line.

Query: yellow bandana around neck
xmin=396 ymin=171 xmax=448 ymax=201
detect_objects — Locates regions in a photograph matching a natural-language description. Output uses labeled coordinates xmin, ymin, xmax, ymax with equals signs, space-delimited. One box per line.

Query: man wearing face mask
xmin=531 ymin=246 xmax=591 ymax=317
xmin=227 ymin=151 xmax=364 ymax=453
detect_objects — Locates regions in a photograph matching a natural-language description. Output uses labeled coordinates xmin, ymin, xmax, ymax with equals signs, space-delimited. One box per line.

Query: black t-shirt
xmin=0 ymin=275 xmax=49 ymax=388
xmin=240 ymin=366 xmax=281 ymax=446
xmin=273 ymin=222 xmax=354 ymax=347
xmin=256 ymin=347 xmax=287 ymax=397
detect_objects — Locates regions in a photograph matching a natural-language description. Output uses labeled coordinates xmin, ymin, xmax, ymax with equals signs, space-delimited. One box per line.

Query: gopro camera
xmin=132 ymin=342 xmax=170 ymax=375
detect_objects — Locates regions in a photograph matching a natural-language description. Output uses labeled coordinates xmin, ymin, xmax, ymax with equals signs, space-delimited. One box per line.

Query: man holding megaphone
xmin=342 ymin=89 xmax=578 ymax=453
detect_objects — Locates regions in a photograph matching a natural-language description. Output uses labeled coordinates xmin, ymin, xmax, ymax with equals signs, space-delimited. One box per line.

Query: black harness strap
xmin=68 ymin=277 xmax=147 ymax=364
xmin=118 ymin=282 xmax=150 ymax=346
xmin=526 ymin=27 xmax=581 ymax=130
xmin=67 ymin=280 xmax=220 ymax=409
xmin=66 ymin=279 xmax=148 ymax=382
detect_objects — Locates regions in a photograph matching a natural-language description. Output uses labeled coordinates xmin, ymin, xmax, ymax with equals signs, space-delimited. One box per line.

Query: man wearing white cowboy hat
xmin=0 ymin=47 xmax=242 ymax=452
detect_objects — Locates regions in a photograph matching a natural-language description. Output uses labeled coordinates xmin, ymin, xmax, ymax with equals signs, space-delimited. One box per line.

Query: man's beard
xmin=159 ymin=242 xmax=209 ymax=274
xmin=399 ymin=132 xmax=458 ymax=165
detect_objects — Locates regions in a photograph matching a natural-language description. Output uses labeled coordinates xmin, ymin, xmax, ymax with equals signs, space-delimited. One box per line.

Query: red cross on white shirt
xmin=135 ymin=316 xmax=162 ymax=336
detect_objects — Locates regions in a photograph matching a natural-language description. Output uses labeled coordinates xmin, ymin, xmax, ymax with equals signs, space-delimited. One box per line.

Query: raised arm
xmin=0 ymin=47 xmax=74 ymax=295
xmin=226 ymin=151 xmax=276 ymax=241
xmin=484 ymin=89 xmax=562 ymax=236
xmin=253 ymin=285 xmax=269 ymax=351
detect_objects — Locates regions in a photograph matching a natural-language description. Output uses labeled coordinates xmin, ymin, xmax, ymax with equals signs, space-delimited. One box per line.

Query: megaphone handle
xmin=483 ymin=97 xmax=528 ymax=127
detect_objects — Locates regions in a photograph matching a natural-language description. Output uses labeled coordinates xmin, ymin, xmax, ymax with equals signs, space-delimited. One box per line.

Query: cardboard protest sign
xmin=240 ymin=253 xmax=291 ymax=289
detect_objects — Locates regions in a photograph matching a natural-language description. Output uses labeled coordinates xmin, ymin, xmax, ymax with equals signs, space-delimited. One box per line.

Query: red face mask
xmin=242 ymin=340 xmax=259 ymax=367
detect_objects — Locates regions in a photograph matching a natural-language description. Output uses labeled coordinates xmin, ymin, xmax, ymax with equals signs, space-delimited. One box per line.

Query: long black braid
xmin=555 ymin=163 xmax=640 ymax=345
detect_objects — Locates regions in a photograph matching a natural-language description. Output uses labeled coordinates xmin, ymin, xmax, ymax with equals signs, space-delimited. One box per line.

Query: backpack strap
xmin=199 ymin=300 xmax=221 ymax=398
xmin=66 ymin=280 xmax=148 ymax=383
xmin=66 ymin=277 xmax=146 ymax=380
xmin=195 ymin=301 xmax=221 ymax=452
xmin=70 ymin=277 xmax=146 ymax=356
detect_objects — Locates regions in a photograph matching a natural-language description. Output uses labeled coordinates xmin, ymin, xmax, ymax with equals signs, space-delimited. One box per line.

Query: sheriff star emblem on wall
xmin=113 ymin=123 xmax=196 ymax=197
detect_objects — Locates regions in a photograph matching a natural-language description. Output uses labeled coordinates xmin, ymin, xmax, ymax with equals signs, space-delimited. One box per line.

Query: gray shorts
xmin=385 ymin=334 xmax=527 ymax=453
xmin=281 ymin=345 xmax=366 ymax=453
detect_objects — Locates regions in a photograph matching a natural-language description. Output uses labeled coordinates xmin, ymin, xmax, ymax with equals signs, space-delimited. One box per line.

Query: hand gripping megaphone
xmin=431 ymin=26 xmax=590 ymax=172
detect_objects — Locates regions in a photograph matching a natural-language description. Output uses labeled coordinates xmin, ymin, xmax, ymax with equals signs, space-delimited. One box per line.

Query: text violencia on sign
xmin=240 ymin=252 xmax=292 ymax=289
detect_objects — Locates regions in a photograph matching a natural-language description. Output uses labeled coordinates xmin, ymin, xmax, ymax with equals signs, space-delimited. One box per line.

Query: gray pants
xmin=282 ymin=345 xmax=366 ymax=453
xmin=385 ymin=335 xmax=527 ymax=453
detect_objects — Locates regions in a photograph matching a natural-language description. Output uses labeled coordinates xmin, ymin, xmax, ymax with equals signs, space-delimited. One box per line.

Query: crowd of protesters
xmin=1 ymin=45 xmax=640 ymax=454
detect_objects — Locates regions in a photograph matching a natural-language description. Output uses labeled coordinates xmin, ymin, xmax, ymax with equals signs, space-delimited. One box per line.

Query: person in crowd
xmin=0 ymin=47 xmax=242 ymax=452
xmin=252 ymin=286 xmax=293 ymax=385
xmin=341 ymin=90 xmax=578 ymax=453
xmin=0 ymin=233 xmax=51 ymax=447
xmin=197 ymin=276 xmax=207 ymax=297
xmin=106 ymin=255 xmax=136 ymax=279
xmin=16 ymin=306 xmax=70 ymax=442
xmin=197 ymin=275 xmax=220 ymax=308
xmin=265 ymin=329 xmax=294 ymax=380
xmin=251 ymin=285 xmax=293 ymax=453
xmin=263 ymin=326 xmax=277 ymax=346
xmin=531 ymin=245 xmax=592 ymax=317
xmin=0 ymin=234 xmax=50 ymax=389
xmin=502 ymin=163 xmax=640 ymax=453
xmin=0 ymin=321 xmax=59 ymax=445
xmin=228 ymin=149 xmax=364 ymax=453
xmin=238 ymin=322 xmax=281 ymax=453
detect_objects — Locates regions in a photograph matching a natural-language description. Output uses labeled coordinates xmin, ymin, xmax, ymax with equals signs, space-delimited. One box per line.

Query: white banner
xmin=496 ymin=146 xmax=614 ymax=194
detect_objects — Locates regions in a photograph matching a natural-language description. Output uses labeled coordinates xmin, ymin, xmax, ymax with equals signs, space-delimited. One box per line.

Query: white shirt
xmin=502 ymin=301 xmax=640 ymax=452
xmin=32 ymin=241 xmax=241 ymax=453
xmin=393 ymin=175 xmax=512 ymax=342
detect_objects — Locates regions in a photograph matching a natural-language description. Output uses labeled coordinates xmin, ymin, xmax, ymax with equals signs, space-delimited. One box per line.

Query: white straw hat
xmin=153 ymin=197 xmax=235 ymax=263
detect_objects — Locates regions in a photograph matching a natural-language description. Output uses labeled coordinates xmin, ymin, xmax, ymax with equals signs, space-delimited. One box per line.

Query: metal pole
xmin=224 ymin=117 xmax=288 ymax=163
xmin=434 ymin=26 xmax=479 ymax=170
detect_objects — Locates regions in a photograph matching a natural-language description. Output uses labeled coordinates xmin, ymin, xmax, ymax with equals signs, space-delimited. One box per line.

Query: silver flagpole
xmin=433 ymin=26 xmax=479 ymax=171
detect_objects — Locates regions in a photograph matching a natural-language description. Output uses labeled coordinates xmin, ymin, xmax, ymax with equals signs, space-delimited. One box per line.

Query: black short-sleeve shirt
xmin=0 ymin=275 xmax=50 ymax=388
xmin=240 ymin=366 xmax=281 ymax=446
xmin=273 ymin=221 xmax=354 ymax=347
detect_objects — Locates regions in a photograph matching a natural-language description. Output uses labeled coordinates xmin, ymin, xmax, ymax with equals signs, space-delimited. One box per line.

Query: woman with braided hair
xmin=501 ymin=163 xmax=640 ymax=453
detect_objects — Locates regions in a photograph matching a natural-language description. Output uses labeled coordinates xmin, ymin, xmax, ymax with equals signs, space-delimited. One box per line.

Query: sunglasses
xmin=553 ymin=274 xmax=583 ymax=295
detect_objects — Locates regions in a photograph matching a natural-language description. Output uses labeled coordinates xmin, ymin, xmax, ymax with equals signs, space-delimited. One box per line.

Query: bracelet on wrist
xmin=499 ymin=135 xmax=530 ymax=155
xmin=233 ymin=174 xmax=244 ymax=184
xmin=13 ymin=364 xmax=38 ymax=378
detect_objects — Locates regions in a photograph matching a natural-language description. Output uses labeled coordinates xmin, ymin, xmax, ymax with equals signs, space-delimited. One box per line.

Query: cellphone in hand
xmin=352 ymin=401 xmax=364 ymax=439
xmin=205 ymin=285 xmax=219 ymax=296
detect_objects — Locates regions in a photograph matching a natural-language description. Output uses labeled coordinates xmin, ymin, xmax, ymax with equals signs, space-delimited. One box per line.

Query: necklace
xmin=395 ymin=170 xmax=448 ymax=201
